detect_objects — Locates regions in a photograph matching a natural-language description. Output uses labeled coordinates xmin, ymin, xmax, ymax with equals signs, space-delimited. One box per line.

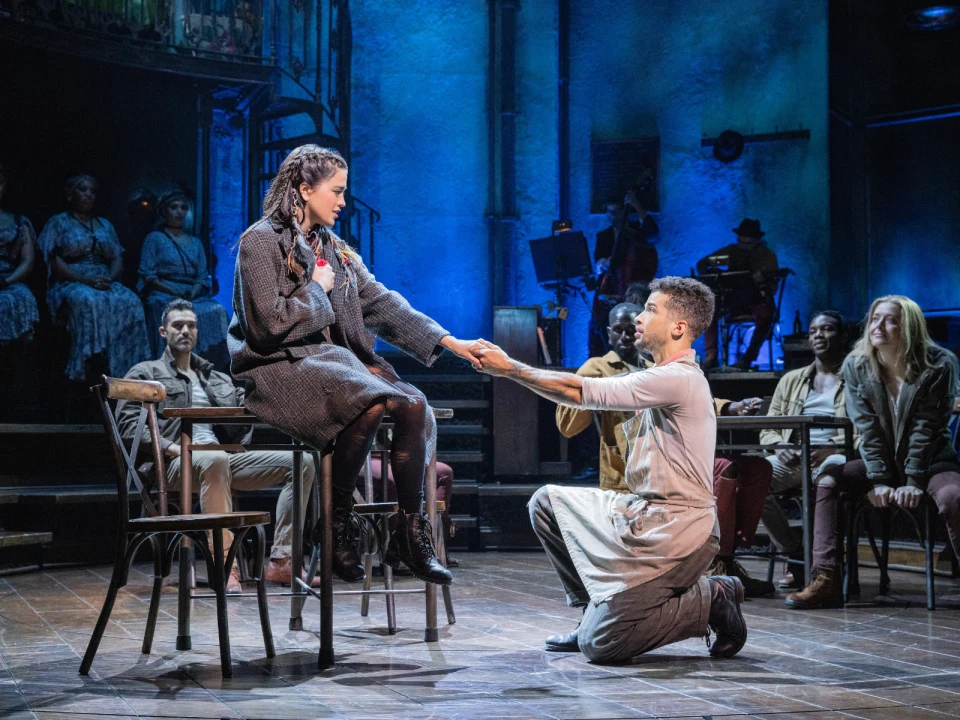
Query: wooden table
xmin=716 ymin=415 xmax=855 ymax=579
xmin=162 ymin=405 xmax=453 ymax=668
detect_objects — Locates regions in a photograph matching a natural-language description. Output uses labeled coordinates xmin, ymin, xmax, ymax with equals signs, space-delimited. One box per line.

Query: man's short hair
xmin=808 ymin=309 xmax=847 ymax=335
xmin=608 ymin=302 xmax=641 ymax=326
xmin=648 ymin=277 xmax=715 ymax=339
xmin=161 ymin=298 xmax=196 ymax=327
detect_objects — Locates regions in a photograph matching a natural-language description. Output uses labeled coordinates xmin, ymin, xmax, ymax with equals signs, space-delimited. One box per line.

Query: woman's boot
xmin=384 ymin=509 xmax=453 ymax=585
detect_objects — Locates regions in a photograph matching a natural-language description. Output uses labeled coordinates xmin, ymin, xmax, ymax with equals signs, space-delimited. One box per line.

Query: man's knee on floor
xmin=578 ymin=634 xmax=628 ymax=664
xmin=528 ymin=486 xmax=553 ymax=527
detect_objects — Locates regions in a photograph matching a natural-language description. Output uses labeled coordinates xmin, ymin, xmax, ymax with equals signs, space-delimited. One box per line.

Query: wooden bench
xmin=0 ymin=530 xmax=53 ymax=575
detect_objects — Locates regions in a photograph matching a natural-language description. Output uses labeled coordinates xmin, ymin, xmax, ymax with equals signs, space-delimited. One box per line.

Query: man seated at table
xmin=116 ymin=298 xmax=316 ymax=593
xmin=760 ymin=310 xmax=857 ymax=589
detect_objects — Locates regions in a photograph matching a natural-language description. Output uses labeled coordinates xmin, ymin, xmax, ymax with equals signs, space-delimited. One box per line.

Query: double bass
xmin=591 ymin=176 xmax=659 ymax=328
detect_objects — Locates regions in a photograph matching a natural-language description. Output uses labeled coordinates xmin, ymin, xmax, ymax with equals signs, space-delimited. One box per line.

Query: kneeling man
xmin=475 ymin=277 xmax=746 ymax=662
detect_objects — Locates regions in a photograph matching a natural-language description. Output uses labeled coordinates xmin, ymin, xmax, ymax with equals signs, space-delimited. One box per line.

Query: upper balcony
xmin=1 ymin=0 xmax=275 ymax=83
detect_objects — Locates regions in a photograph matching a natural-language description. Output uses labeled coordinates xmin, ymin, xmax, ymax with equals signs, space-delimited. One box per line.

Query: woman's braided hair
xmin=257 ymin=145 xmax=347 ymax=276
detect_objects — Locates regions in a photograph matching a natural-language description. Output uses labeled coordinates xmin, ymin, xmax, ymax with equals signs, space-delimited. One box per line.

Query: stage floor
xmin=1 ymin=553 xmax=960 ymax=719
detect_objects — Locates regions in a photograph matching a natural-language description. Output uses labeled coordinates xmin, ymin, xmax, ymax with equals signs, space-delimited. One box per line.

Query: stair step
xmin=437 ymin=425 xmax=489 ymax=436
xmin=451 ymin=481 xmax=479 ymax=496
xmin=430 ymin=399 xmax=490 ymax=410
xmin=12 ymin=485 xmax=118 ymax=504
xmin=0 ymin=531 xmax=53 ymax=548
xmin=449 ymin=514 xmax=478 ymax=529
xmin=401 ymin=374 xmax=490 ymax=384
xmin=438 ymin=451 xmax=486 ymax=464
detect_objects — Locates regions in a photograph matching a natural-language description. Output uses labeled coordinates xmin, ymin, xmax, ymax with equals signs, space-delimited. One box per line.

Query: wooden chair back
xmin=93 ymin=376 xmax=170 ymax=524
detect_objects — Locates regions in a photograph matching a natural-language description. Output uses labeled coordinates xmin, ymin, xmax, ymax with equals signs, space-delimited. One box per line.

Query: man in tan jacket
xmin=556 ymin=303 xmax=648 ymax=493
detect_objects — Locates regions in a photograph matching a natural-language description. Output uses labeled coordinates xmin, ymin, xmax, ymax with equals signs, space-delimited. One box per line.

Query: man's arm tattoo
xmin=505 ymin=361 xmax=584 ymax=406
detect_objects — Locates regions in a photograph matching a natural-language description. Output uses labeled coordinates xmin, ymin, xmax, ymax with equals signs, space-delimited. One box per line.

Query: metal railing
xmin=349 ymin=196 xmax=380 ymax=271
xmin=1 ymin=0 xmax=267 ymax=61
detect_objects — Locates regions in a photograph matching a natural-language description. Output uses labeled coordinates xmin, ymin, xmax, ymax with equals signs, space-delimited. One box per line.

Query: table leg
xmin=319 ymin=450 xmax=334 ymax=668
xmin=176 ymin=420 xmax=193 ymax=651
xmin=289 ymin=449 xmax=304 ymax=630
xmin=424 ymin=449 xmax=438 ymax=643
xmin=800 ymin=423 xmax=813 ymax=582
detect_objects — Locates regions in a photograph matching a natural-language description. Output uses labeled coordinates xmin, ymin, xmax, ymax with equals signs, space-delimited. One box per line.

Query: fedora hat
xmin=732 ymin=218 xmax=765 ymax=238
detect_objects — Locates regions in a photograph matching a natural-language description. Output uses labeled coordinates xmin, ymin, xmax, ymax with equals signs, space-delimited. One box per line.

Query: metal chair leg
xmin=141 ymin=535 xmax=165 ymax=655
xmin=210 ymin=529 xmax=233 ymax=678
xmin=360 ymin=552 xmax=374 ymax=618
xmin=437 ymin=524 xmax=456 ymax=626
xmin=80 ymin=536 xmax=128 ymax=675
xmin=318 ymin=450 xmax=334 ymax=668
xmin=925 ymin=501 xmax=936 ymax=611
xmin=845 ymin=500 xmax=860 ymax=601
xmin=253 ymin=525 xmax=275 ymax=656
xmin=879 ymin=508 xmax=892 ymax=596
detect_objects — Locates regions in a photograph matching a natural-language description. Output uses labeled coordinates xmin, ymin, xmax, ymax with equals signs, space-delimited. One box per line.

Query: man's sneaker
xmin=706 ymin=575 xmax=747 ymax=658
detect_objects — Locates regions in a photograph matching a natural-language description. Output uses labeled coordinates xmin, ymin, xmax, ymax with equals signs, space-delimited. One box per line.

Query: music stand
xmin=529 ymin=231 xmax=592 ymax=365
xmin=529 ymin=231 xmax=592 ymax=286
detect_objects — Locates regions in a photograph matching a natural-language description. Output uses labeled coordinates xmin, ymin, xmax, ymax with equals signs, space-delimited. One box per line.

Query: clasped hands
xmin=440 ymin=337 xmax=512 ymax=374
xmin=867 ymin=484 xmax=924 ymax=510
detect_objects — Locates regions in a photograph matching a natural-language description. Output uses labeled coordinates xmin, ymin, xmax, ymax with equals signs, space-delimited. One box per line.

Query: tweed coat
xmin=228 ymin=219 xmax=449 ymax=454
xmin=843 ymin=345 xmax=959 ymax=489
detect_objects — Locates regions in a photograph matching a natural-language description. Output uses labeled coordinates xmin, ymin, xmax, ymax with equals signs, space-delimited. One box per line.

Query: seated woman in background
xmin=37 ymin=173 xmax=150 ymax=381
xmin=786 ymin=295 xmax=960 ymax=609
xmin=138 ymin=191 xmax=228 ymax=358
xmin=0 ymin=164 xmax=40 ymax=344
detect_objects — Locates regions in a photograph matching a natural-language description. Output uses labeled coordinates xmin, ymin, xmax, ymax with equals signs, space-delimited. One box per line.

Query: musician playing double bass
xmin=588 ymin=186 xmax=659 ymax=358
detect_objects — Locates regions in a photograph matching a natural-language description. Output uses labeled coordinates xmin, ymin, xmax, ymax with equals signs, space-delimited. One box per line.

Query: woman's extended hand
xmin=312 ymin=261 xmax=335 ymax=293
xmin=474 ymin=339 xmax=513 ymax=375
xmin=440 ymin=336 xmax=484 ymax=370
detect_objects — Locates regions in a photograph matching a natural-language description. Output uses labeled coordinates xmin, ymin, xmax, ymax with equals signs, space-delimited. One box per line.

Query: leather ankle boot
xmin=707 ymin=575 xmax=747 ymax=658
xmin=723 ymin=557 xmax=775 ymax=598
xmin=784 ymin=567 xmax=843 ymax=610
xmin=384 ymin=509 xmax=453 ymax=586
xmin=321 ymin=505 xmax=365 ymax=583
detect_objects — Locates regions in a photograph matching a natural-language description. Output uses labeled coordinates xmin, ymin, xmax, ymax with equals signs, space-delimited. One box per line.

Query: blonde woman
xmin=786 ymin=295 xmax=960 ymax=609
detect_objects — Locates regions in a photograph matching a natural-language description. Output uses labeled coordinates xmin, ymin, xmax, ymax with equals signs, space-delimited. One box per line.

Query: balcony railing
xmin=1 ymin=0 xmax=267 ymax=62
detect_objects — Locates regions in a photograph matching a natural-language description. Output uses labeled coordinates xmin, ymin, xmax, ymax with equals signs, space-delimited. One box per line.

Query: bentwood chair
xmin=80 ymin=377 xmax=274 ymax=678
xmin=844 ymin=496 xmax=940 ymax=610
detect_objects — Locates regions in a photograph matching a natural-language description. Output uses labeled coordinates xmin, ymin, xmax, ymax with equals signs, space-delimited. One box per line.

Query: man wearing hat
xmin=696 ymin=219 xmax=779 ymax=370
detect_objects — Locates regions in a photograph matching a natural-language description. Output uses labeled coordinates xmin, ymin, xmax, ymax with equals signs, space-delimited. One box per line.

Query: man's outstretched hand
xmin=440 ymin=336 xmax=485 ymax=370
xmin=473 ymin=339 xmax=514 ymax=376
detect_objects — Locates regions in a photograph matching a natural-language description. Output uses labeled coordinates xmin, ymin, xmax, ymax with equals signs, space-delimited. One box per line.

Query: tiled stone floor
xmin=1 ymin=553 xmax=959 ymax=719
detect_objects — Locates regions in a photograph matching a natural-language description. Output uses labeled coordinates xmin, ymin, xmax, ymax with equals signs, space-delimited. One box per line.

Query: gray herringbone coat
xmin=228 ymin=219 xmax=448 ymax=453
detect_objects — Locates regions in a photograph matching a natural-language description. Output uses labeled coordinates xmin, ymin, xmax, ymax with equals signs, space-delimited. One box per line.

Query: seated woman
xmin=786 ymin=295 xmax=960 ymax=609
xmin=229 ymin=145 xmax=482 ymax=585
xmin=139 ymin=191 xmax=228 ymax=358
xmin=0 ymin=164 xmax=40 ymax=344
xmin=37 ymin=174 xmax=150 ymax=381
